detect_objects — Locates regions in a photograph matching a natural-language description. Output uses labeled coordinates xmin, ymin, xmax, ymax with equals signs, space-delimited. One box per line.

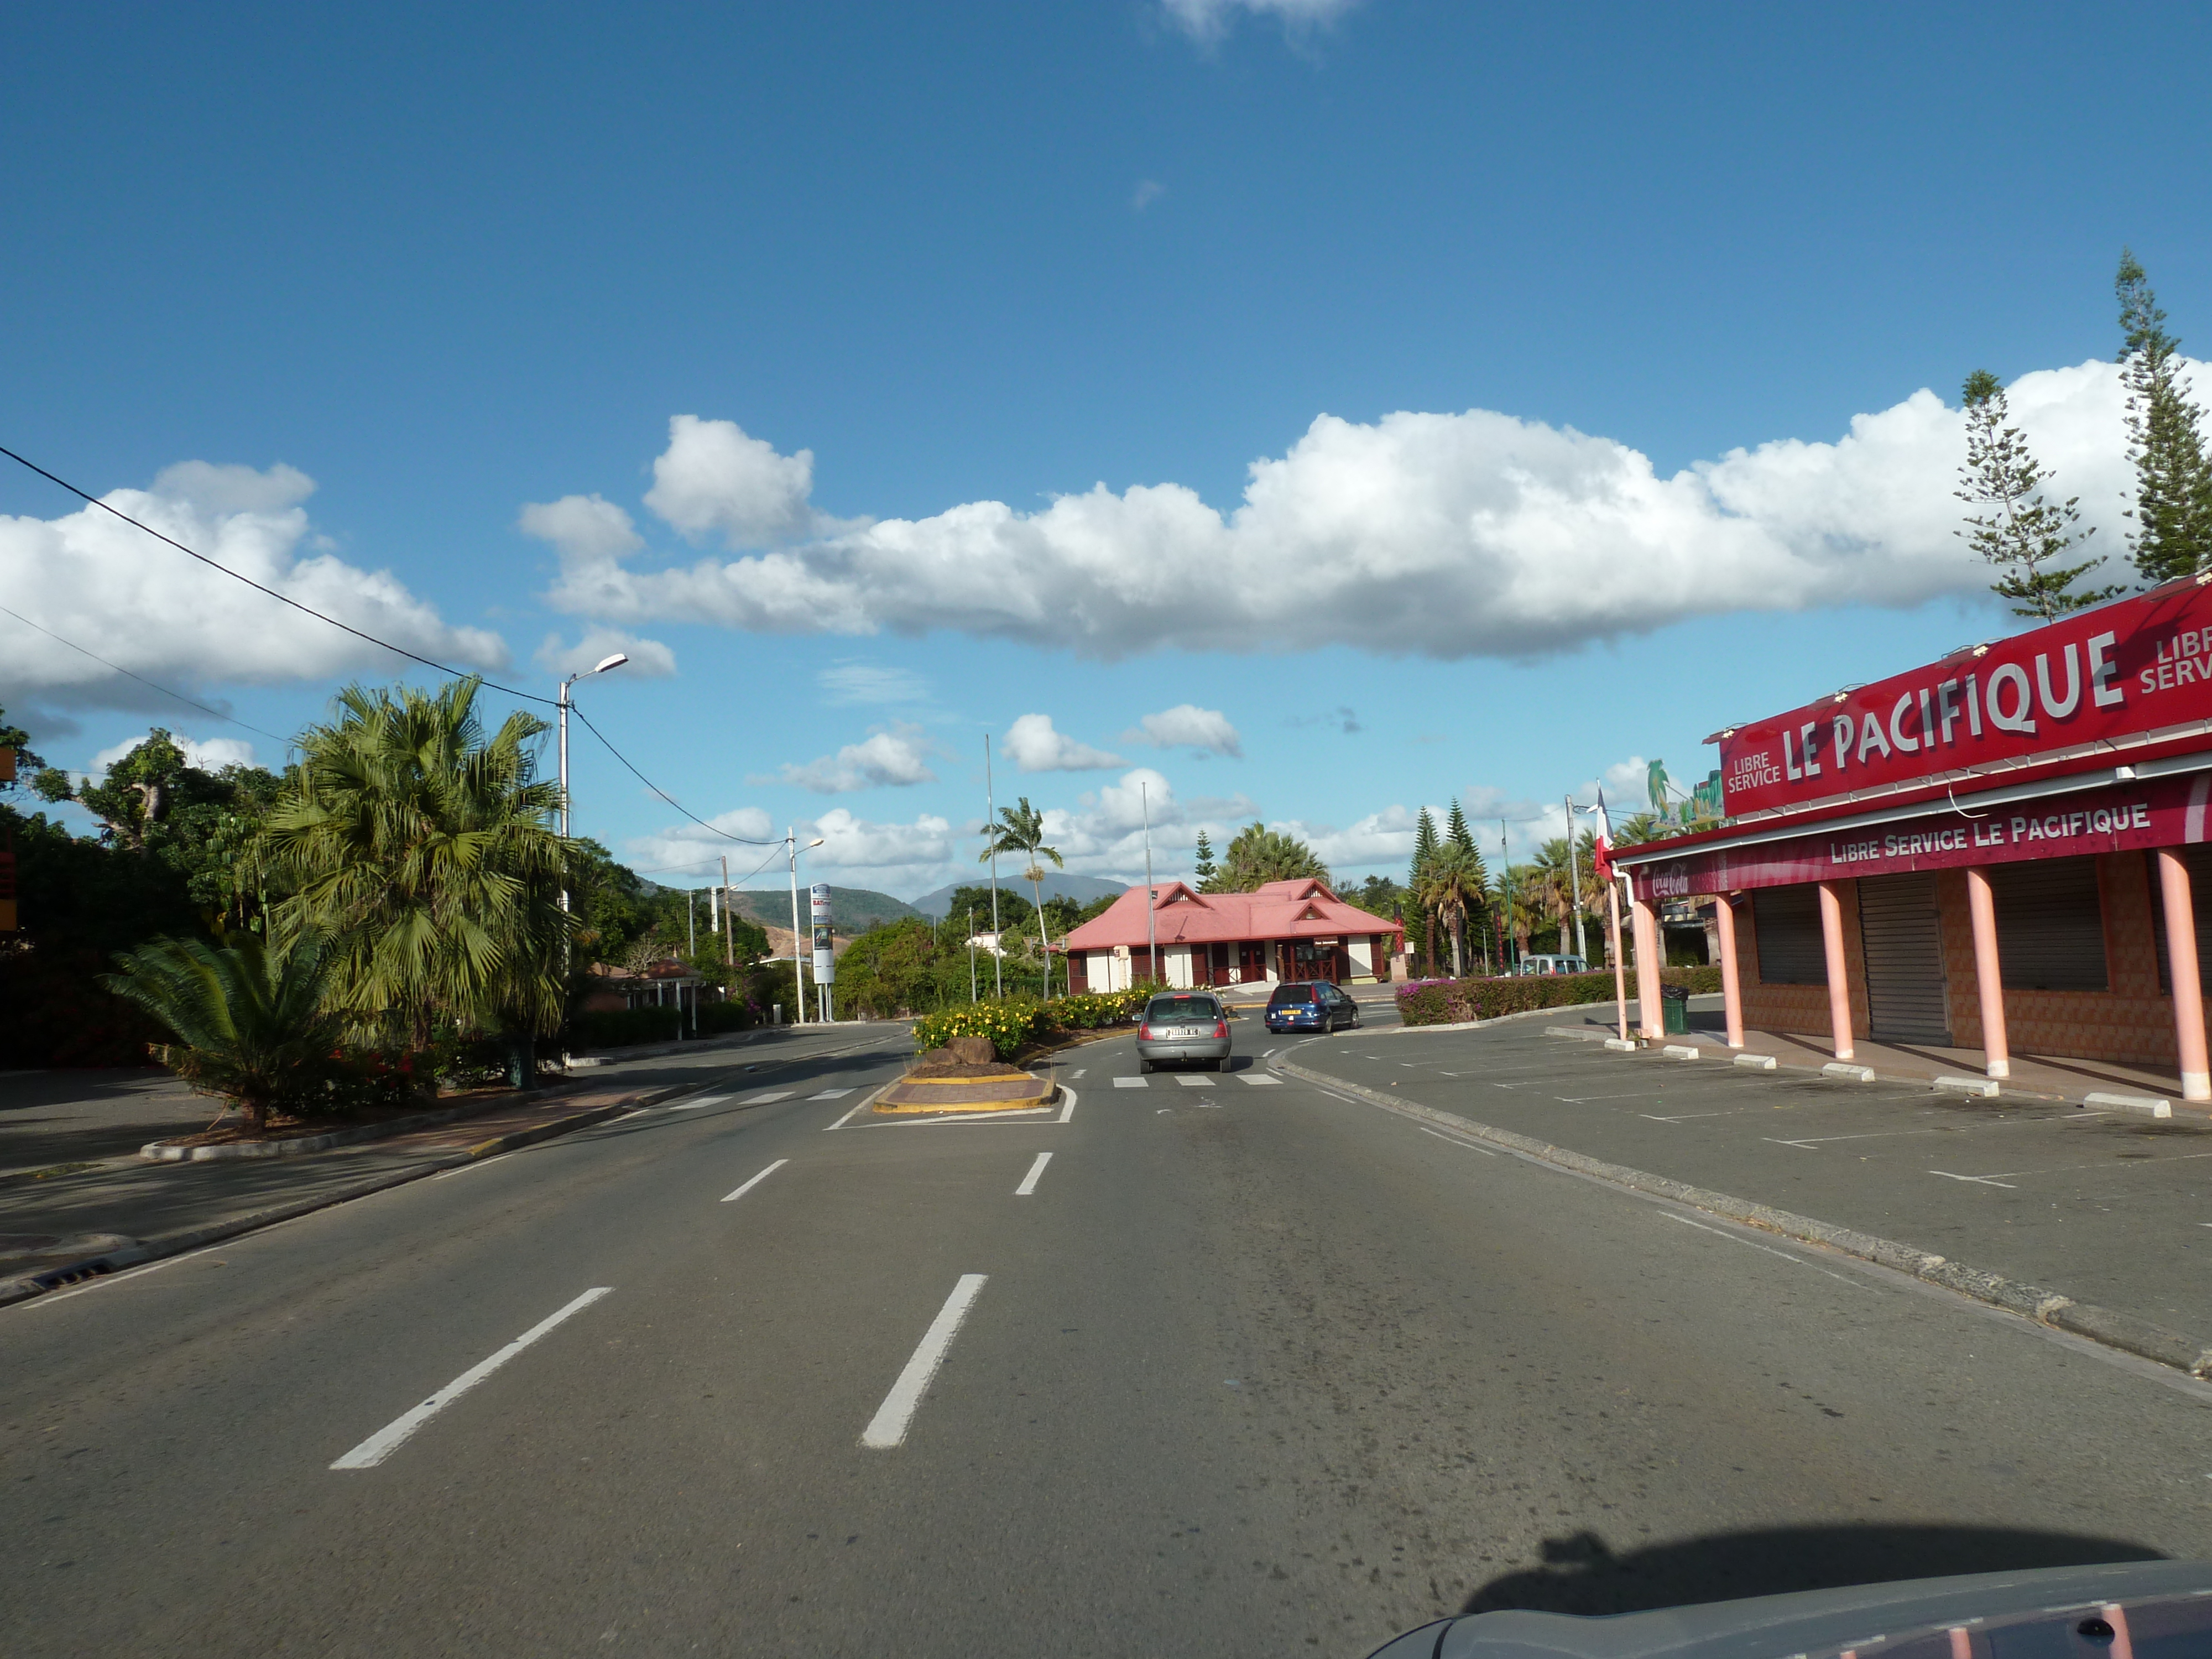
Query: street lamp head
xmin=806 ymin=837 xmax=825 ymax=849
xmin=592 ymin=653 xmax=630 ymax=675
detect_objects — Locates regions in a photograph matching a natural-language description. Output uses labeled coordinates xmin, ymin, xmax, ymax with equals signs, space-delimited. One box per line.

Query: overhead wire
xmin=0 ymin=604 xmax=291 ymax=745
xmin=1 ymin=441 xmax=770 ymax=852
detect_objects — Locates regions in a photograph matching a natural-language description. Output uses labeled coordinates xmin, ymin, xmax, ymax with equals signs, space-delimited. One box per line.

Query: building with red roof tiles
xmin=1062 ymin=878 xmax=1403 ymax=992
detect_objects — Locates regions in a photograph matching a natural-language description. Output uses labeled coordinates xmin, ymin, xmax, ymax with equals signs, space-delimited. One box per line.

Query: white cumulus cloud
xmin=759 ymin=723 xmax=939 ymax=793
xmin=1003 ymin=713 xmax=1124 ymax=772
xmin=91 ymin=732 xmax=258 ymax=774
xmin=1162 ymin=0 xmax=1364 ymax=41
xmin=0 ymin=463 xmax=509 ymax=723
xmin=534 ymin=627 xmax=677 ymax=679
xmin=1125 ymin=703 xmax=1243 ymax=757
xmin=643 ymin=415 xmax=836 ymax=549
xmin=539 ymin=360 xmax=2163 ymax=663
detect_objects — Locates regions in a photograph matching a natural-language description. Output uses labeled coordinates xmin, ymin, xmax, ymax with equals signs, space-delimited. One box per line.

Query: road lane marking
xmin=721 ymin=1159 xmax=789 ymax=1203
xmin=1929 ymin=1170 xmax=2025 ymax=1188
xmin=1240 ymin=1074 xmax=1281 ymax=1086
xmin=433 ymin=1152 xmax=517 ymax=1178
xmin=1640 ymin=1112 xmax=1731 ymax=1123
xmin=742 ymin=1091 xmax=794 ymax=1105
xmin=1658 ymin=1212 xmax=1867 ymax=1287
xmin=809 ymin=1088 xmax=854 ymax=1100
xmin=1176 ymin=1075 xmax=1213 ymax=1088
xmin=671 ymin=1094 xmax=732 ymax=1111
xmin=1072 ymin=1068 xmax=1087 ymax=1078
xmin=22 ymin=1245 xmax=221 ymax=1307
xmin=861 ymin=1274 xmax=987 ymax=1449
xmin=1418 ymin=1126 xmax=1498 ymax=1156
xmin=1015 ymin=1152 xmax=1052 ymax=1195
xmin=1113 ymin=1077 xmax=1147 ymax=1088
xmin=331 ymin=1287 xmax=612 ymax=1469
xmin=1058 ymin=1087 xmax=1077 ymax=1123
xmin=825 ymin=1095 xmax=874 ymax=1130
xmin=1766 ymin=1130 xmax=1933 ymax=1150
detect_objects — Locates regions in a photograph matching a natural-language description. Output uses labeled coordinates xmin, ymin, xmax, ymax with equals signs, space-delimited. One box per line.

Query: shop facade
xmin=1613 ymin=577 xmax=2212 ymax=1099
xmin=1063 ymin=877 xmax=1403 ymax=993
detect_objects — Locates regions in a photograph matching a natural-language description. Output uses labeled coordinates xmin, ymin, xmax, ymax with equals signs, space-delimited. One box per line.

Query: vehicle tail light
xmin=1138 ymin=1024 xmax=1152 ymax=1040
xmin=1213 ymin=1021 xmax=1228 ymax=1039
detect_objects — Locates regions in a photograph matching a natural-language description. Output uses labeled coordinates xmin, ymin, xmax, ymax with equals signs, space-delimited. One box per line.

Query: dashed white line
xmin=1176 ymin=1075 xmax=1214 ymax=1088
xmin=1241 ymin=1074 xmax=1281 ymax=1086
xmin=1015 ymin=1152 xmax=1052 ymax=1196
xmin=721 ymin=1159 xmax=789 ymax=1203
xmin=330 ymin=1287 xmax=612 ymax=1469
xmin=1072 ymin=1068 xmax=1087 ymax=1079
xmin=671 ymin=1094 xmax=732 ymax=1111
xmin=742 ymin=1091 xmax=794 ymax=1106
xmin=1113 ymin=1077 xmax=1148 ymax=1089
xmin=808 ymin=1088 xmax=854 ymax=1100
xmin=860 ymin=1274 xmax=988 ymax=1449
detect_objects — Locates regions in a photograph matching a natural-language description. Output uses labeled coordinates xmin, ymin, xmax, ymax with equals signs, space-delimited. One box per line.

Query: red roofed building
xmin=1063 ymin=878 xmax=1404 ymax=992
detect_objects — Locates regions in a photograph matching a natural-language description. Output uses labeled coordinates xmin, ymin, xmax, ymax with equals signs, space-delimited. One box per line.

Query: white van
xmin=1518 ymin=954 xmax=1589 ymax=975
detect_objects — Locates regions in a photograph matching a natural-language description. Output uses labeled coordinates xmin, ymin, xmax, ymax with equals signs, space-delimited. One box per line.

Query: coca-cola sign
xmin=1718 ymin=578 xmax=2212 ymax=818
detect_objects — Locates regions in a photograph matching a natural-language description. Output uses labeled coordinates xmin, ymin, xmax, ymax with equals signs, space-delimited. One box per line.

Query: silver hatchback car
xmin=1135 ymin=992 xmax=1232 ymax=1073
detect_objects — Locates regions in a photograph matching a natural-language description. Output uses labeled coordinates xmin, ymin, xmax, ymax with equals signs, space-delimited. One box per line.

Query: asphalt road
xmin=6 ymin=1020 xmax=2210 ymax=1658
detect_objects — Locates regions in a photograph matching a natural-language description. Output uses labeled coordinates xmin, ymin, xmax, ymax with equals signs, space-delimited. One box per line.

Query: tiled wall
xmin=1735 ymin=854 xmax=2196 ymax=1067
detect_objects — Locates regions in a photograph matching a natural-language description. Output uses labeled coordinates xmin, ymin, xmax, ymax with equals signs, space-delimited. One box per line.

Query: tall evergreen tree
xmin=1444 ymin=800 xmax=1477 ymax=855
xmin=1956 ymin=370 xmax=2116 ymax=622
xmin=1408 ymin=808 xmax=1440 ymax=970
xmin=1192 ymin=830 xmax=1216 ymax=883
xmin=2116 ymin=251 xmax=2212 ymax=583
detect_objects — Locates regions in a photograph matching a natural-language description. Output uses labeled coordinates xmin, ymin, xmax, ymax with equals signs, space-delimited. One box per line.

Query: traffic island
xmin=874 ymin=1041 xmax=1056 ymax=1115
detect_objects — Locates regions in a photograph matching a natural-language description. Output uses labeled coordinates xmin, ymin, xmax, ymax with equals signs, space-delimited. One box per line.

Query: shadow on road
xmin=1460 ymin=1525 xmax=2164 ymax=1617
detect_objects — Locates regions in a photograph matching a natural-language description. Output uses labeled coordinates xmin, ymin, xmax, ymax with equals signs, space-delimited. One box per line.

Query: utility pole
xmin=555 ymin=650 xmax=627 ymax=1065
xmin=968 ymin=907 xmax=978 ymax=1002
xmin=1564 ymin=795 xmax=1588 ymax=963
xmin=1499 ymin=818 xmax=1517 ymax=974
xmin=687 ymin=888 xmax=696 ymax=958
xmin=720 ymin=854 xmax=732 ymax=965
xmin=985 ymin=734 xmax=1003 ymax=999
xmin=1141 ymin=780 xmax=1156 ymax=984
xmin=787 ymin=828 xmax=805 ymax=1026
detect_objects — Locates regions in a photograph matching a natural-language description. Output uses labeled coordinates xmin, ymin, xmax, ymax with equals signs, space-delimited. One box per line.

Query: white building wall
xmin=1348 ymin=936 xmax=1375 ymax=980
xmin=1165 ymin=944 xmax=1194 ymax=989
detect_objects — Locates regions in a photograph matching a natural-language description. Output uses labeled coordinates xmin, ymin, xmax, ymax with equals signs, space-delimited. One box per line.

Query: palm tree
xmin=1214 ymin=822 xmax=1332 ymax=891
xmin=1413 ymin=843 xmax=1486 ymax=978
xmin=257 ymin=678 xmax=575 ymax=1054
xmin=101 ymin=932 xmax=343 ymax=1133
xmin=980 ymin=796 xmax=1062 ymax=995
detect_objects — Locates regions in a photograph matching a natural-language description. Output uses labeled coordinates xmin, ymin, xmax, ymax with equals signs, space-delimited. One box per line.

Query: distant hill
xmin=910 ymin=871 xmax=1132 ymax=921
xmin=724 ymin=885 xmax=919 ymax=935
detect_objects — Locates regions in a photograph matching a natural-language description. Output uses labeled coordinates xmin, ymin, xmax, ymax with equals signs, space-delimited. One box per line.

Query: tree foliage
xmin=258 ymin=679 xmax=575 ymax=1048
xmin=1955 ymin=369 xmax=2115 ymax=620
xmin=1413 ymin=843 xmax=1487 ymax=978
xmin=1206 ymin=822 xmax=1330 ymax=892
xmin=2116 ymin=249 xmax=2212 ymax=584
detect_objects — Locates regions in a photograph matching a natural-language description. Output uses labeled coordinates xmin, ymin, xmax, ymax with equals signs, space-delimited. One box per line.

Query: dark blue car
xmin=1264 ymin=980 xmax=1358 ymax=1034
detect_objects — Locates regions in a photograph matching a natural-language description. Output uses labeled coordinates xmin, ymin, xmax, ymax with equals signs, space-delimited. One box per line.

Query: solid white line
xmin=1058 ymin=1086 xmax=1077 ymax=1123
xmin=824 ymin=1095 xmax=874 ymax=1131
xmin=808 ymin=1088 xmax=854 ymax=1099
xmin=721 ymin=1159 xmax=789 ymax=1203
xmin=1657 ymin=1212 xmax=1866 ymax=1288
xmin=1015 ymin=1151 xmax=1052 ymax=1196
xmin=22 ymin=1245 xmax=219 ymax=1308
xmin=1418 ymin=1125 xmax=1499 ymax=1156
xmin=432 ymin=1151 xmax=516 ymax=1179
xmin=331 ymin=1287 xmax=612 ymax=1469
xmin=670 ymin=1094 xmax=732 ymax=1111
xmin=861 ymin=1274 xmax=987 ymax=1449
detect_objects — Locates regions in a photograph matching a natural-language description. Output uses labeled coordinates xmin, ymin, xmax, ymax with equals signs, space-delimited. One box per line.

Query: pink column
xmin=1963 ymin=866 xmax=2010 ymax=1081
xmin=1817 ymin=880 xmax=1854 ymax=1061
xmin=1712 ymin=895 xmax=1745 ymax=1049
xmin=1631 ymin=895 xmax=1662 ymax=1038
xmin=2158 ymin=847 xmax=2212 ymax=1103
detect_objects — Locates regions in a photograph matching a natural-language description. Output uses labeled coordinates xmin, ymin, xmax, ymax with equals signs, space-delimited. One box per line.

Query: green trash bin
xmin=1660 ymin=984 xmax=1690 ymax=1036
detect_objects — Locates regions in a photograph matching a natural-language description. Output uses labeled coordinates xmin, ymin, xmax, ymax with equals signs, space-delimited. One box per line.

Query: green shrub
xmin=1396 ymin=966 xmax=1721 ymax=1027
xmin=909 ymin=983 xmax=1162 ymax=1059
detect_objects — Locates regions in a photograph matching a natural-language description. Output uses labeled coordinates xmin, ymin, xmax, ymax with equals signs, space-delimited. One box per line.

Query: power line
xmin=0 ymin=442 xmax=559 ymax=708
xmin=0 ymin=604 xmax=291 ymax=745
xmin=566 ymin=700 xmax=784 ymax=846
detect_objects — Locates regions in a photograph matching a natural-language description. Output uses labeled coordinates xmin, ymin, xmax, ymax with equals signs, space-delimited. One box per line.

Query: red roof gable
xmin=1062 ymin=878 xmax=1401 ymax=951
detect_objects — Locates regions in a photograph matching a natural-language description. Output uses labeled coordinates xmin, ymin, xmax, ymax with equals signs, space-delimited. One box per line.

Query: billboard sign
xmin=1717 ymin=580 xmax=2212 ymax=820
xmin=810 ymin=882 xmax=834 ymax=985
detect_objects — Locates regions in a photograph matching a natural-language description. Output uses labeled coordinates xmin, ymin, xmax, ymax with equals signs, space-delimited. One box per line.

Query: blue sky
xmin=4 ymin=1 xmax=2209 ymax=898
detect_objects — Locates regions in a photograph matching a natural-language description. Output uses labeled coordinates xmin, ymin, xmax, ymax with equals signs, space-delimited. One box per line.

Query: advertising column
xmin=810 ymin=883 xmax=835 ymax=1023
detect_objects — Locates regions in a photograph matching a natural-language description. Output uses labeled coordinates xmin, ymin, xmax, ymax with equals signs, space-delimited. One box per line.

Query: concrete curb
xmin=0 ymin=1073 xmax=738 ymax=1311
xmin=1385 ymin=1004 xmax=1616 ymax=1038
xmin=1277 ymin=1056 xmax=2212 ymax=1382
xmin=138 ymin=1089 xmax=569 ymax=1162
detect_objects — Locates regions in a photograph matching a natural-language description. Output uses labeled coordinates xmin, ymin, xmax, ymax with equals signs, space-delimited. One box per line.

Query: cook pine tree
xmin=2116 ymin=250 xmax=2212 ymax=583
xmin=1956 ymin=369 xmax=2116 ymax=623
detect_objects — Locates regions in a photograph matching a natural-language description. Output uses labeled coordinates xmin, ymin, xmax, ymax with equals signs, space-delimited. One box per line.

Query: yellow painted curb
xmin=872 ymin=1080 xmax=1057 ymax=1115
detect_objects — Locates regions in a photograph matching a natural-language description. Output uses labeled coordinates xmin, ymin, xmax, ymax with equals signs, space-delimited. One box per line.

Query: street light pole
xmin=984 ymin=734 xmax=1003 ymax=999
xmin=1141 ymin=780 xmax=1156 ymax=985
xmin=786 ymin=829 xmax=824 ymax=1025
xmin=555 ymin=651 xmax=628 ymax=1063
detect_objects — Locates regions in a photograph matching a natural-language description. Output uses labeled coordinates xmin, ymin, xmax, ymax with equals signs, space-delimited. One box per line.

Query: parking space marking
xmin=1113 ymin=1077 xmax=1148 ymax=1089
xmin=1930 ymin=1170 xmax=2026 ymax=1188
xmin=331 ymin=1287 xmax=613 ymax=1469
xmin=1640 ymin=1111 xmax=1734 ymax=1123
xmin=1766 ymin=1130 xmax=1935 ymax=1150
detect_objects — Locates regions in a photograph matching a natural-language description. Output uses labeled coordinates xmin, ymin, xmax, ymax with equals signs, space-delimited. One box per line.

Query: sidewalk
xmin=1549 ymin=997 xmax=2193 ymax=1105
xmin=1290 ymin=1018 xmax=2212 ymax=1374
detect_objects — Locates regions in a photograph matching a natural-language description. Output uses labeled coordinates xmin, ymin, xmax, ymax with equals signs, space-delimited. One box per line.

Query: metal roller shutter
xmin=1989 ymin=857 xmax=2107 ymax=992
xmin=1856 ymin=873 xmax=1950 ymax=1042
xmin=2146 ymin=846 xmax=2212 ymax=993
xmin=1752 ymin=885 xmax=1825 ymax=985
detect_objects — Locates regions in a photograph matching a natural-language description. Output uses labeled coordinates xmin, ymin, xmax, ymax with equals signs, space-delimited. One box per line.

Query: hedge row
xmin=1396 ymin=966 xmax=1723 ymax=1027
xmin=912 ymin=983 xmax=1160 ymax=1060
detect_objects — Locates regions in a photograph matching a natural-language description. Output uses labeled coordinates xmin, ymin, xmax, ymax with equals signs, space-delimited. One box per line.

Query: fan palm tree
xmin=980 ymin=796 xmax=1062 ymax=994
xmin=257 ymin=678 xmax=575 ymax=1053
xmin=101 ymin=932 xmax=343 ymax=1133
xmin=1413 ymin=843 xmax=1486 ymax=978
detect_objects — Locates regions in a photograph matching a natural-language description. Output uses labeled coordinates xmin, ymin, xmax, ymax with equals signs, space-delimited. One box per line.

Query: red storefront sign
xmin=1718 ymin=579 xmax=2212 ymax=818
xmin=1629 ymin=772 xmax=2212 ymax=901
